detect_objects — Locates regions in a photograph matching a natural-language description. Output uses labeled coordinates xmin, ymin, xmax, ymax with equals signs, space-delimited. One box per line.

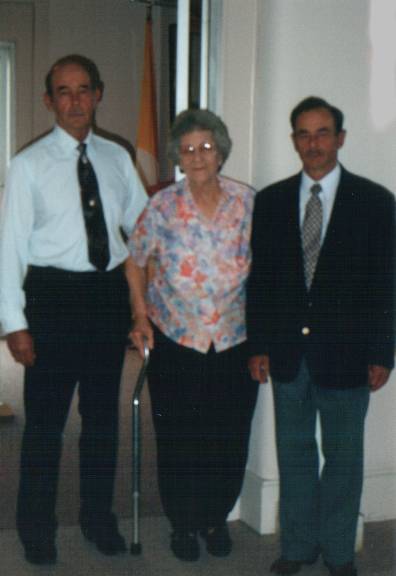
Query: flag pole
xmin=199 ymin=0 xmax=209 ymax=108
xmin=176 ymin=0 xmax=190 ymax=115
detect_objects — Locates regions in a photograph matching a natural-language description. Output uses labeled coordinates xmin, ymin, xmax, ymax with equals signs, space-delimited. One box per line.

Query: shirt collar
xmin=301 ymin=163 xmax=341 ymax=197
xmin=53 ymin=124 xmax=93 ymax=154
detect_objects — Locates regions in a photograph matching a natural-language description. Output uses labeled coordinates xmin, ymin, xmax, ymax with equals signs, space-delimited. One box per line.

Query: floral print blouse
xmin=128 ymin=175 xmax=255 ymax=353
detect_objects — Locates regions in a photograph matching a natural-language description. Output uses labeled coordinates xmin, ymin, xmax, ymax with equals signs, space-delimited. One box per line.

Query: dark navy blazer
xmin=247 ymin=166 xmax=395 ymax=388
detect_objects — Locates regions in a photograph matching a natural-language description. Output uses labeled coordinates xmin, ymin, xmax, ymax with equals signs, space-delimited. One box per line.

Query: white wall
xmin=0 ymin=1 xmax=34 ymax=151
xmin=45 ymin=0 xmax=143 ymax=138
xmin=214 ymin=0 xmax=258 ymax=183
xmin=0 ymin=0 xmax=175 ymax=170
xmin=216 ymin=0 xmax=396 ymax=532
xmin=252 ymin=0 xmax=396 ymax=191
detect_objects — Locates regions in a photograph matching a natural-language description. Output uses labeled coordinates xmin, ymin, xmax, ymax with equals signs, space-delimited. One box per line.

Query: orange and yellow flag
xmin=136 ymin=13 xmax=159 ymax=193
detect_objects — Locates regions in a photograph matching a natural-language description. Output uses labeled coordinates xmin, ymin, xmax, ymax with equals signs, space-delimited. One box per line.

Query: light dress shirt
xmin=299 ymin=163 xmax=341 ymax=244
xmin=0 ymin=125 xmax=147 ymax=333
xmin=129 ymin=175 xmax=255 ymax=353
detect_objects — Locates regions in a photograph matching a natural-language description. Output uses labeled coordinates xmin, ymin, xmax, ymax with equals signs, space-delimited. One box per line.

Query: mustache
xmin=305 ymin=150 xmax=323 ymax=157
xmin=68 ymin=108 xmax=85 ymax=115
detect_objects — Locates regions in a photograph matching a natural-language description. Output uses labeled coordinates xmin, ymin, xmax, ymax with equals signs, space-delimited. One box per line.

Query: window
xmin=0 ymin=43 xmax=15 ymax=198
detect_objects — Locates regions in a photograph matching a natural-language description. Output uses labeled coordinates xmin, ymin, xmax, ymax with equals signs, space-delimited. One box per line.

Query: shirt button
xmin=302 ymin=326 xmax=310 ymax=336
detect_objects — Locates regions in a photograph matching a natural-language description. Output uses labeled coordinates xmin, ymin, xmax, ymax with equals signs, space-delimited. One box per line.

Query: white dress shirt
xmin=299 ymin=163 xmax=341 ymax=244
xmin=0 ymin=125 xmax=147 ymax=333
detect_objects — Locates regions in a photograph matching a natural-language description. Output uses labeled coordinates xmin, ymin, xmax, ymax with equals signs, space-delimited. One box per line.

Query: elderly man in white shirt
xmin=0 ymin=54 xmax=147 ymax=565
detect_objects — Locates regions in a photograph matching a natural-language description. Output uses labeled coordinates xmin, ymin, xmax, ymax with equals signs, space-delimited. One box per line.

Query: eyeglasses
xmin=294 ymin=128 xmax=337 ymax=142
xmin=179 ymin=142 xmax=216 ymax=157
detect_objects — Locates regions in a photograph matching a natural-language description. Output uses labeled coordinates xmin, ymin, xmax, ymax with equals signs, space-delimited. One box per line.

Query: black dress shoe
xmin=24 ymin=539 xmax=57 ymax=565
xmin=270 ymin=555 xmax=318 ymax=575
xmin=170 ymin=530 xmax=200 ymax=561
xmin=325 ymin=561 xmax=357 ymax=576
xmin=80 ymin=517 xmax=126 ymax=555
xmin=200 ymin=524 xmax=233 ymax=557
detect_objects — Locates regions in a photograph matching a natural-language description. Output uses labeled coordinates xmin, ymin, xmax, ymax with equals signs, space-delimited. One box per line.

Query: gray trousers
xmin=272 ymin=359 xmax=369 ymax=566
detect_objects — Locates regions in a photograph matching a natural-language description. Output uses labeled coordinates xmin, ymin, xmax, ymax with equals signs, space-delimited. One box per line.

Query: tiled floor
xmin=0 ymin=518 xmax=395 ymax=576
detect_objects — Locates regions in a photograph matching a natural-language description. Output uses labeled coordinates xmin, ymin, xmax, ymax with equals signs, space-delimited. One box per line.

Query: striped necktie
xmin=302 ymin=183 xmax=322 ymax=289
xmin=77 ymin=143 xmax=110 ymax=271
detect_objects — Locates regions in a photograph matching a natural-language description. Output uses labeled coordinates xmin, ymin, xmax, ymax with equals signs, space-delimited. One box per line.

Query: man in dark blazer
xmin=247 ymin=96 xmax=395 ymax=576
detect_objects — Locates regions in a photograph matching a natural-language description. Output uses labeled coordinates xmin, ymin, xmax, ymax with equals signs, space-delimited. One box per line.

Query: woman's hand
xmin=129 ymin=314 xmax=154 ymax=359
xmin=124 ymin=255 xmax=153 ymax=358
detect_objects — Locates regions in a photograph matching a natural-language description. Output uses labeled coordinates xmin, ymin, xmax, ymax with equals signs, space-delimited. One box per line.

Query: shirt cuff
xmin=0 ymin=309 xmax=28 ymax=335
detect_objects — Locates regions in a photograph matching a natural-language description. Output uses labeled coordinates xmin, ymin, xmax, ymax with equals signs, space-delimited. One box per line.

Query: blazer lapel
xmin=286 ymin=174 xmax=307 ymax=289
xmin=313 ymin=167 xmax=353 ymax=280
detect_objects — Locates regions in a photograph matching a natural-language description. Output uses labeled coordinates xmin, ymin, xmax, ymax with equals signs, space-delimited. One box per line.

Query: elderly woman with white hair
xmin=126 ymin=108 xmax=258 ymax=562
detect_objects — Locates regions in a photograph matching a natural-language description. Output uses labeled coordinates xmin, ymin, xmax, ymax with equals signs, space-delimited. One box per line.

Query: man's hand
xmin=7 ymin=330 xmax=36 ymax=367
xmin=368 ymin=365 xmax=390 ymax=392
xmin=248 ymin=354 xmax=270 ymax=383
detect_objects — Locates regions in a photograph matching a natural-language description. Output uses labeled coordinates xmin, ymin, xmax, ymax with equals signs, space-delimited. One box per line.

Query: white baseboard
xmin=227 ymin=499 xmax=240 ymax=522
xmin=236 ymin=469 xmax=393 ymax=552
xmin=238 ymin=469 xmax=279 ymax=535
xmin=361 ymin=469 xmax=396 ymax=522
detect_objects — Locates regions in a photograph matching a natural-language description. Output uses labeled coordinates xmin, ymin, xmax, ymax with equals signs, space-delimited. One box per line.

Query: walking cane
xmin=130 ymin=338 xmax=150 ymax=555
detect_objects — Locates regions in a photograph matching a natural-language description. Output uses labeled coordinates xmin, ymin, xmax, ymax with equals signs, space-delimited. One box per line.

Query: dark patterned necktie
xmin=302 ymin=183 xmax=322 ymax=289
xmin=77 ymin=143 xmax=110 ymax=271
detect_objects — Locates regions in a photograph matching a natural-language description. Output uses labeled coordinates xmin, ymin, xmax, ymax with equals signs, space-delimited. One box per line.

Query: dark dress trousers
xmin=16 ymin=265 xmax=130 ymax=545
xmin=246 ymin=167 xmax=395 ymax=565
xmin=147 ymin=324 xmax=259 ymax=533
